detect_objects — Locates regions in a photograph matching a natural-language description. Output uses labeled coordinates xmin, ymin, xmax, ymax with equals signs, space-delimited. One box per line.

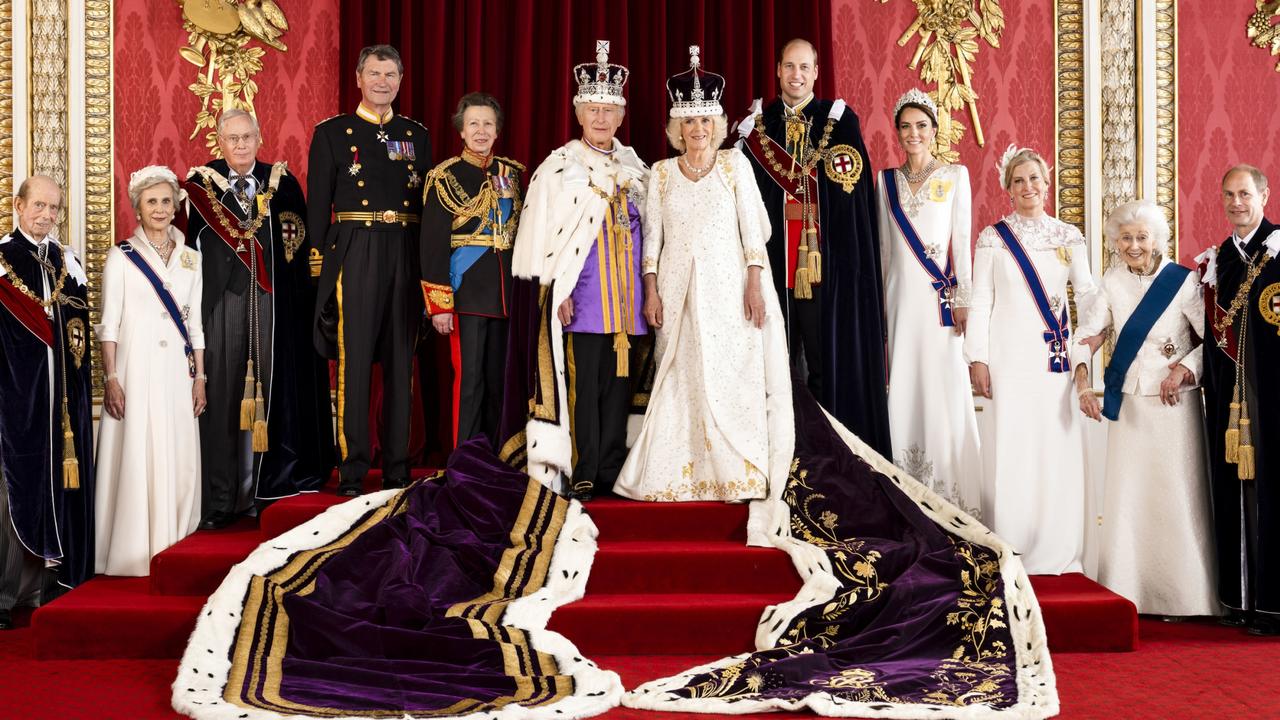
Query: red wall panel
xmin=830 ymin=0 xmax=1057 ymax=232
xmin=112 ymin=0 xmax=339 ymax=237
xmin=1178 ymin=4 xmax=1280 ymax=263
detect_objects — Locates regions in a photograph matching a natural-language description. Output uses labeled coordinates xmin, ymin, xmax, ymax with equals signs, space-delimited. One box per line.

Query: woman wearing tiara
xmin=614 ymin=47 xmax=790 ymax=503
xmin=875 ymin=89 xmax=982 ymax=519
xmin=964 ymin=146 xmax=1096 ymax=575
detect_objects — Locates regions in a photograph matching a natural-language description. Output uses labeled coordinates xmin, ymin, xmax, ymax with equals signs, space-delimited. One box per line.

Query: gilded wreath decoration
xmin=1247 ymin=1 xmax=1280 ymax=71
xmin=874 ymin=0 xmax=1005 ymax=162
xmin=175 ymin=0 xmax=290 ymax=155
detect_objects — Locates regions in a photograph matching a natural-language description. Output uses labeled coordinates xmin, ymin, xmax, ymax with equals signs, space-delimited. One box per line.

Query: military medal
xmin=407 ymin=170 xmax=421 ymax=188
xmin=1160 ymin=338 xmax=1177 ymax=358
xmin=348 ymin=147 xmax=362 ymax=176
xmin=376 ymin=128 xmax=389 ymax=143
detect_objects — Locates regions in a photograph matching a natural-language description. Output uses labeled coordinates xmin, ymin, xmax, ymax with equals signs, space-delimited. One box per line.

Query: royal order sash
xmin=1102 ymin=262 xmax=1190 ymax=420
xmin=120 ymin=241 xmax=197 ymax=378
xmin=742 ymin=127 xmax=820 ymax=287
xmin=883 ymin=168 xmax=957 ymax=326
xmin=993 ymin=220 xmax=1071 ymax=372
xmin=182 ymin=179 xmax=273 ymax=294
xmin=0 ymin=272 xmax=54 ymax=346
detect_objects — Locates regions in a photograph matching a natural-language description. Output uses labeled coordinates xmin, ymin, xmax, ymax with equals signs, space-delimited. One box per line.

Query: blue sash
xmin=992 ymin=221 xmax=1072 ymax=372
xmin=450 ymin=195 xmax=514 ymax=291
xmin=120 ymin=241 xmax=196 ymax=378
xmin=883 ymin=169 xmax=957 ymax=326
xmin=1101 ymin=262 xmax=1191 ymax=420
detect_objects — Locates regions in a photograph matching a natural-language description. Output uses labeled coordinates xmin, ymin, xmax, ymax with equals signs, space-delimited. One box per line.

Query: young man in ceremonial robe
xmin=1200 ymin=164 xmax=1280 ymax=636
xmin=737 ymin=38 xmax=891 ymax=457
xmin=421 ymin=93 xmax=524 ymax=447
xmin=509 ymin=40 xmax=648 ymax=501
xmin=0 ymin=176 xmax=94 ymax=630
xmin=308 ymin=45 xmax=432 ymax=496
xmin=184 ymin=109 xmax=336 ymax=529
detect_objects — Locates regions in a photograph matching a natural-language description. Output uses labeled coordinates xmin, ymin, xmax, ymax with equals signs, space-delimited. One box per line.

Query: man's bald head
xmin=16 ymin=175 xmax=61 ymax=202
xmin=14 ymin=175 xmax=63 ymax=241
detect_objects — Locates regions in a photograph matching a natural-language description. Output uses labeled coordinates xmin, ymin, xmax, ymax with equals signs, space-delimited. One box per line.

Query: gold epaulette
xmin=398 ymin=115 xmax=430 ymax=133
xmin=495 ymin=156 xmax=526 ymax=172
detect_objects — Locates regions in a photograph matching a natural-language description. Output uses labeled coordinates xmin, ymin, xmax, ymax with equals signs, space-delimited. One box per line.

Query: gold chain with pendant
xmin=754 ymin=114 xmax=836 ymax=182
xmin=1214 ymin=253 xmax=1272 ymax=339
xmin=198 ymin=174 xmax=275 ymax=244
xmin=0 ymin=251 xmax=68 ymax=307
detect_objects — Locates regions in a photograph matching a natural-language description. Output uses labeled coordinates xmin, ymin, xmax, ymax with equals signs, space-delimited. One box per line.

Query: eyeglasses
xmin=220 ymin=133 xmax=259 ymax=146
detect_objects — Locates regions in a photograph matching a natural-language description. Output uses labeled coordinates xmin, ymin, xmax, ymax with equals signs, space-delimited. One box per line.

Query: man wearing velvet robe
xmin=184 ymin=109 xmax=335 ymax=530
xmin=0 ymin=176 xmax=94 ymax=630
xmin=737 ymin=38 xmax=891 ymax=456
xmin=1201 ymin=164 xmax=1280 ymax=636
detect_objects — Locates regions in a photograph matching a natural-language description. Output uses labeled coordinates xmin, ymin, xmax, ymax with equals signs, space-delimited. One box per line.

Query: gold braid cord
xmin=874 ymin=0 xmax=1005 ymax=162
xmin=427 ymin=162 xmax=506 ymax=249
xmin=176 ymin=0 xmax=290 ymax=154
xmin=754 ymin=115 xmax=832 ymax=297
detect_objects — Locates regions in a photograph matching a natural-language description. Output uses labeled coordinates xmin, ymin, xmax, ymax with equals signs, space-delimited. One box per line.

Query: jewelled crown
xmin=574 ymin=40 xmax=629 ymax=107
xmin=893 ymin=88 xmax=938 ymax=121
xmin=666 ymin=46 xmax=725 ymax=118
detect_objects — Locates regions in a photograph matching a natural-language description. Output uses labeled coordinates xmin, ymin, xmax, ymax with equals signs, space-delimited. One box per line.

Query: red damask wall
xmin=1178 ymin=4 xmax=1280 ymax=263
xmin=830 ymin=0 xmax=1057 ymax=229
xmin=112 ymin=0 xmax=340 ymax=237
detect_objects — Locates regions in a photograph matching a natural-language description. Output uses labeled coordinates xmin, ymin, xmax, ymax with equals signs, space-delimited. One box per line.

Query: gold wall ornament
xmin=874 ymin=0 xmax=1005 ymax=162
xmin=1247 ymin=1 xmax=1280 ymax=71
xmin=176 ymin=0 xmax=289 ymax=154
xmin=85 ymin=0 xmax=114 ymax=399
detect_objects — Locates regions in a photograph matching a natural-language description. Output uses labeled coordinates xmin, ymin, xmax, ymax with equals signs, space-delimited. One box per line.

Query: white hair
xmin=665 ymin=115 xmax=728 ymax=153
xmin=217 ymin=108 xmax=260 ymax=135
xmin=1104 ymin=199 xmax=1170 ymax=257
xmin=127 ymin=165 xmax=182 ymax=211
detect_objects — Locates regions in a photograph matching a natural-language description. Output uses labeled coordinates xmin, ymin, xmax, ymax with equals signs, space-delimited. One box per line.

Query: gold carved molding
xmin=84 ymin=0 xmax=113 ymax=398
xmin=1054 ymin=0 xmax=1085 ymax=234
xmin=1099 ymin=0 xmax=1137 ymax=234
xmin=875 ymin=0 xmax=1005 ymax=162
xmin=0 ymin=0 xmax=11 ymax=232
xmin=1155 ymin=0 xmax=1177 ymax=258
xmin=29 ymin=0 xmax=68 ymax=194
xmin=1247 ymin=1 xmax=1280 ymax=71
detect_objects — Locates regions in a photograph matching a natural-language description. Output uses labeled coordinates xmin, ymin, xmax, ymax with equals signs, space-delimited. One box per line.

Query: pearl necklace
xmin=679 ymin=154 xmax=714 ymax=178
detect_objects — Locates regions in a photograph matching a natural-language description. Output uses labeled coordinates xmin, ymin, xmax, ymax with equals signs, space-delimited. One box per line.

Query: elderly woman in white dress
xmin=964 ymin=146 xmax=1096 ymax=575
xmin=96 ymin=166 xmax=207 ymax=576
xmin=876 ymin=88 xmax=982 ymax=519
xmin=1071 ymin=199 xmax=1217 ymax=616
xmin=614 ymin=48 xmax=790 ymax=503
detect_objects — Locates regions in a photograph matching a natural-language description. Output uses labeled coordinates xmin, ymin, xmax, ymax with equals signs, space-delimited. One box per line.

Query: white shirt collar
xmin=783 ymin=93 xmax=814 ymax=115
xmin=228 ymin=162 xmax=258 ymax=186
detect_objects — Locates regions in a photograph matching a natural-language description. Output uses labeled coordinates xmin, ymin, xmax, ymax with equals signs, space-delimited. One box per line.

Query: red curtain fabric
xmin=338 ymin=0 xmax=834 ymax=167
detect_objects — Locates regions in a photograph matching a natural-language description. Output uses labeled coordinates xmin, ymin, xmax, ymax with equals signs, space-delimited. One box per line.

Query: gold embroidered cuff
xmin=642 ymin=257 xmax=658 ymax=274
xmin=308 ymin=247 xmax=323 ymax=278
xmin=744 ymin=248 xmax=766 ymax=267
xmin=422 ymin=281 xmax=454 ymax=314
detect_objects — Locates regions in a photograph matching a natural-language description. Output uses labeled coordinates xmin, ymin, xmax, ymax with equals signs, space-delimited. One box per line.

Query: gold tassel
xmin=61 ymin=406 xmax=79 ymax=490
xmin=1238 ymin=401 xmax=1255 ymax=481
xmin=1225 ymin=385 xmax=1241 ymax=463
xmin=240 ymin=359 xmax=256 ymax=430
xmin=613 ymin=331 xmax=630 ymax=378
xmin=251 ymin=380 xmax=268 ymax=452
xmin=807 ymin=244 xmax=822 ymax=285
xmin=794 ymin=267 xmax=812 ymax=300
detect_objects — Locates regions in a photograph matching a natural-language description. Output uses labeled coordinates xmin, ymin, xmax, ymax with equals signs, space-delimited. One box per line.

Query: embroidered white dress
xmin=964 ymin=213 xmax=1096 ymax=575
xmin=876 ymin=164 xmax=982 ymax=519
xmin=94 ymin=227 xmax=204 ymax=577
xmin=1070 ymin=257 xmax=1217 ymax=614
xmin=615 ymin=149 xmax=791 ymax=502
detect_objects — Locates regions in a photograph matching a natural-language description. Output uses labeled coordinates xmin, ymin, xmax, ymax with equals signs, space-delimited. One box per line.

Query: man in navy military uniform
xmin=308 ymin=44 xmax=431 ymax=496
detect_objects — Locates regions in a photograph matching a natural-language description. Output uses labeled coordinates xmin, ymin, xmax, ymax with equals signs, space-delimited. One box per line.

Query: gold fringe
xmin=1226 ymin=387 xmax=1241 ymax=463
xmin=808 ymin=247 xmax=822 ymax=285
xmin=1238 ymin=444 xmax=1256 ymax=481
xmin=252 ymin=380 xmax=268 ymax=452
xmin=1225 ymin=427 xmax=1240 ymax=463
xmin=61 ymin=407 xmax=79 ymax=490
xmin=613 ymin=331 xmax=630 ymax=378
xmin=794 ymin=267 xmax=812 ymax=300
xmin=240 ymin=359 xmax=257 ymax=430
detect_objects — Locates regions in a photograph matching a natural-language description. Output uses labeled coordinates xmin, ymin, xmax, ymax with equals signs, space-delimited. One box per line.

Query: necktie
xmin=234 ymin=176 xmax=250 ymax=196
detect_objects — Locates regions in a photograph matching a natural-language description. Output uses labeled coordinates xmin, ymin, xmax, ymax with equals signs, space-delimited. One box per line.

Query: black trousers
xmin=565 ymin=332 xmax=631 ymax=495
xmin=453 ymin=314 xmax=507 ymax=446
xmin=0 ymin=485 xmax=51 ymax=611
xmin=335 ymin=230 xmax=419 ymax=485
xmin=199 ymin=286 xmax=272 ymax=516
xmin=787 ymin=293 xmax=824 ymax=400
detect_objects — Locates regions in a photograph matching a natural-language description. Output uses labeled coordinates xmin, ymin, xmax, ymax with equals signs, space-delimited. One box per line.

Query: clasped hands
xmin=641 ymin=267 xmax=767 ymax=330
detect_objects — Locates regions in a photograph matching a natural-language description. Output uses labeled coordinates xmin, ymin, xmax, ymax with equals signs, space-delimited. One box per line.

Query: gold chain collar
xmin=0 ymin=247 xmax=69 ymax=308
xmin=1214 ymin=252 xmax=1272 ymax=339
xmin=198 ymin=174 xmax=275 ymax=243
xmin=755 ymin=113 xmax=836 ymax=182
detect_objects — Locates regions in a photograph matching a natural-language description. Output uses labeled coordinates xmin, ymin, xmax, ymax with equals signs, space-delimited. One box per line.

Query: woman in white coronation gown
xmin=1072 ymin=200 xmax=1217 ymax=616
xmin=615 ymin=50 xmax=789 ymax=503
xmin=96 ymin=166 xmax=206 ymax=576
xmin=876 ymin=89 xmax=982 ymax=518
xmin=964 ymin=146 xmax=1096 ymax=575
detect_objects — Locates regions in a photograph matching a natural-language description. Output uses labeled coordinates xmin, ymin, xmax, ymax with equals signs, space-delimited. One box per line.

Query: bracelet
xmin=1077 ymin=387 xmax=1094 ymax=400
xmin=195 ymin=373 xmax=208 ymax=381
xmin=106 ymin=372 xmax=118 ymax=382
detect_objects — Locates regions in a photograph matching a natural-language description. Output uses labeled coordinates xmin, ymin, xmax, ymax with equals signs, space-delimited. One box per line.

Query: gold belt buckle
xmin=380 ymin=210 xmax=397 ymax=224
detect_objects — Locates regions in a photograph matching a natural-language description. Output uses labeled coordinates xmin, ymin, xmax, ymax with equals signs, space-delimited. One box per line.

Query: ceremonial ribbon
xmin=0 ymin=274 xmax=54 ymax=346
xmin=1100 ymin=262 xmax=1190 ymax=420
xmin=120 ymin=241 xmax=197 ymax=378
xmin=993 ymin=221 xmax=1072 ymax=373
xmin=883 ymin=168 xmax=957 ymax=327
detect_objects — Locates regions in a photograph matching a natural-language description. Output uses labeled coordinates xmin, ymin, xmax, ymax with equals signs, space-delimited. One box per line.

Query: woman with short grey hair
xmin=1071 ymin=198 xmax=1217 ymax=617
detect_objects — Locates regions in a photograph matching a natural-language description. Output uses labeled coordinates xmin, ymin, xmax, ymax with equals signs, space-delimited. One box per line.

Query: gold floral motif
xmin=743 ymin=248 xmax=766 ymax=266
xmin=1247 ymin=1 xmax=1280 ymax=72
xmin=873 ymin=0 xmax=1005 ymax=161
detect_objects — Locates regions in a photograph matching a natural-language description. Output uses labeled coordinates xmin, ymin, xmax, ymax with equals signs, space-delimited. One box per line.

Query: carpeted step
xmin=258 ymin=469 xmax=440 ymax=538
xmin=1032 ymin=573 xmax=1139 ymax=653
xmin=149 ymin=521 xmax=261 ymax=596
xmin=586 ymin=498 xmax=749 ymax=541
xmin=548 ymin=592 xmax=795 ymax=655
xmin=32 ymin=577 xmax=204 ymax=659
xmin=588 ymin=541 xmax=800 ymax=594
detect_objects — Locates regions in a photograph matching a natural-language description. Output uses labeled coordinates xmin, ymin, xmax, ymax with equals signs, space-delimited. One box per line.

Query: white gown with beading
xmin=964 ymin=212 xmax=1096 ymax=575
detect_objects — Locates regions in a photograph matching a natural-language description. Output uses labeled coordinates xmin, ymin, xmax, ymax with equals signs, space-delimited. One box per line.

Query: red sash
xmin=182 ymin=179 xmax=273 ymax=293
xmin=742 ymin=128 xmax=820 ymax=287
xmin=0 ymin=274 xmax=54 ymax=346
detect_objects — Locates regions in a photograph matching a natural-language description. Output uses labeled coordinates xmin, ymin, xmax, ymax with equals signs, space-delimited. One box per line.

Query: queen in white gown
xmin=615 ymin=52 xmax=790 ymax=503
xmin=964 ymin=147 xmax=1096 ymax=575
xmin=876 ymin=89 xmax=982 ymax=519
xmin=95 ymin=166 xmax=206 ymax=577
xmin=1071 ymin=200 xmax=1217 ymax=615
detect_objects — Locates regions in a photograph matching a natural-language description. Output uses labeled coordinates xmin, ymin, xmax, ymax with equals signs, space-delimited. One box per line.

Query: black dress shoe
xmin=566 ymin=488 xmax=594 ymax=502
xmin=0 ymin=608 xmax=12 ymax=630
xmin=382 ymin=477 xmax=410 ymax=491
xmin=1247 ymin=616 xmax=1280 ymax=637
xmin=336 ymin=481 xmax=362 ymax=498
xmin=1219 ymin=608 xmax=1250 ymax=627
xmin=198 ymin=511 xmax=236 ymax=531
